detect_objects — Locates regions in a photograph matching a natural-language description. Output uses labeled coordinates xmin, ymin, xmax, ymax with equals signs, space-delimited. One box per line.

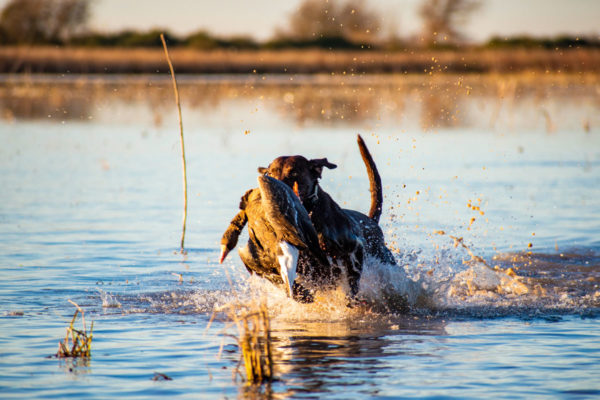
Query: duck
xmin=219 ymin=175 xmax=329 ymax=300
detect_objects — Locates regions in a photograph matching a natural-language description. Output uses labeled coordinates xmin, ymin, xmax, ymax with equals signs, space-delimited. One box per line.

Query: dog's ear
xmin=257 ymin=166 xmax=267 ymax=174
xmin=309 ymin=158 xmax=337 ymax=178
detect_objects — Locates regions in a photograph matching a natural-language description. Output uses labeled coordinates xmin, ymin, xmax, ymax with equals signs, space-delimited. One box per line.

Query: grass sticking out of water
xmin=217 ymin=299 xmax=274 ymax=385
xmin=55 ymin=300 xmax=93 ymax=359
xmin=160 ymin=32 xmax=188 ymax=254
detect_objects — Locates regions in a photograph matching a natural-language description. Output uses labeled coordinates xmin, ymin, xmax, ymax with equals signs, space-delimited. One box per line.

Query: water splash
xmin=93 ymin=244 xmax=599 ymax=322
xmin=399 ymin=238 xmax=600 ymax=317
xmin=98 ymin=288 xmax=122 ymax=309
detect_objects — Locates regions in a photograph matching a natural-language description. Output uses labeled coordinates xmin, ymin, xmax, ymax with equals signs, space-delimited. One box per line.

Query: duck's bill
xmin=277 ymin=241 xmax=299 ymax=298
xmin=219 ymin=245 xmax=230 ymax=264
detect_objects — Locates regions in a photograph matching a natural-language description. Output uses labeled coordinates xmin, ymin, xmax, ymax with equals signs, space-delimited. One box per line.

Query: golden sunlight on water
xmin=1 ymin=73 xmax=598 ymax=134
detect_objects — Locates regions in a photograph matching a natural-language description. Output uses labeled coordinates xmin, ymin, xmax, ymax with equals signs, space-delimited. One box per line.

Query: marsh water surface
xmin=1 ymin=74 xmax=599 ymax=399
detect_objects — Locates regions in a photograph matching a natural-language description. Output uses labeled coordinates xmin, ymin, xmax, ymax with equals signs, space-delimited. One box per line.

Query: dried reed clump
xmin=217 ymin=299 xmax=274 ymax=385
xmin=55 ymin=300 xmax=93 ymax=358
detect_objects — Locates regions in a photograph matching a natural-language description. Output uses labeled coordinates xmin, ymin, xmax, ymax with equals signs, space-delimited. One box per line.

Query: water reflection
xmin=1 ymin=74 xmax=597 ymax=132
xmin=419 ymin=89 xmax=465 ymax=130
xmin=57 ymin=357 xmax=91 ymax=375
xmin=267 ymin=318 xmax=446 ymax=398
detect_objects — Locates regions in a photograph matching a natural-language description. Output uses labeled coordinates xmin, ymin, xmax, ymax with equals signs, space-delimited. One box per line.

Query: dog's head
xmin=258 ymin=156 xmax=336 ymax=203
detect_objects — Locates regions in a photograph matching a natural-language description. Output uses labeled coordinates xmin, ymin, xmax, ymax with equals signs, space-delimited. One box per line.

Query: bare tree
xmin=288 ymin=0 xmax=341 ymax=40
xmin=0 ymin=0 xmax=90 ymax=44
xmin=418 ymin=0 xmax=481 ymax=46
xmin=282 ymin=0 xmax=381 ymax=44
xmin=337 ymin=0 xmax=381 ymax=43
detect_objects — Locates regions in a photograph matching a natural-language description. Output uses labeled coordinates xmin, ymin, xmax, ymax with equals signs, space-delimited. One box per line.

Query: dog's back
xmin=343 ymin=209 xmax=396 ymax=264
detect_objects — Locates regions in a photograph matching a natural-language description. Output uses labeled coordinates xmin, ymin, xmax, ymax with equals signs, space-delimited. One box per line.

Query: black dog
xmin=257 ymin=135 xmax=396 ymax=299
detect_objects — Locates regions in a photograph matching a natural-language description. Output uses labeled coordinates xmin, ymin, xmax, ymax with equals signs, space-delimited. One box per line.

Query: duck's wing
xmin=258 ymin=175 xmax=329 ymax=262
xmin=259 ymin=175 xmax=337 ymax=297
xmin=258 ymin=175 xmax=309 ymax=247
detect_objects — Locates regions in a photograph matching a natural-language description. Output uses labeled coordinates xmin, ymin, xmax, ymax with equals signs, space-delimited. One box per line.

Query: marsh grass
xmin=215 ymin=298 xmax=274 ymax=385
xmin=1 ymin=46 xmax=599 ymax=74
xmin=55 ymin=300 xmax=93 ymax=358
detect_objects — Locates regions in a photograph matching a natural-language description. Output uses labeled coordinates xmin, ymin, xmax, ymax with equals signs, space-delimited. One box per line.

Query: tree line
xmin=0 ymin=0 xmax=597 ymax=50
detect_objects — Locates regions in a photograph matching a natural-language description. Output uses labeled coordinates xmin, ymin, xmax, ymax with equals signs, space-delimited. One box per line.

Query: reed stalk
xmin=160 ymin=33 xmax=188 ymax=252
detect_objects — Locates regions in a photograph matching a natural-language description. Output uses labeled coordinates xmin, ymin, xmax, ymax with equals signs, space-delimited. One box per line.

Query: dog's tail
xmin=357 ymin=134 xmax=383 ymax=223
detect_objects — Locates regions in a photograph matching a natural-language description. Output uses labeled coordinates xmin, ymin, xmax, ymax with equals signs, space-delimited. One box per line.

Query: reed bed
xmin=1 ymin=46 xmax=599 ymax=74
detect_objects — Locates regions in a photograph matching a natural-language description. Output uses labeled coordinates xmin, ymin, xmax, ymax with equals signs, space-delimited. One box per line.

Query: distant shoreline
xmin=1 ymin=47 xmax=599 ymax=75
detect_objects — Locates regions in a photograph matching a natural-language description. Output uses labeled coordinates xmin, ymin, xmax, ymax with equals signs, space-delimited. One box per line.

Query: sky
xmin=1 ymin=0 xmax=599 ymax=42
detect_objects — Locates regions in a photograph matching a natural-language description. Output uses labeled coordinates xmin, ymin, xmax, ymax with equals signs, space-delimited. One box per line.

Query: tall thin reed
xmin=160 ymin=33 xmax=188 ymax=252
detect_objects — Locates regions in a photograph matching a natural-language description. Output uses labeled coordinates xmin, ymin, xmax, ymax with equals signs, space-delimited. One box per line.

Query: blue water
xmin=1 ymin=75 xmax=599 ymax=399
